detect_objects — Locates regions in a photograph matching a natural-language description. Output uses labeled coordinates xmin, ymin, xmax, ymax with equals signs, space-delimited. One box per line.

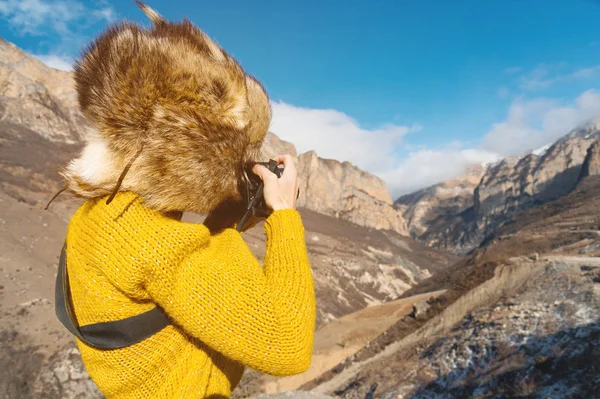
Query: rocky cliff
xmin=399 ymin=123 xmax=600 ymax=253
xmin=259 ymin=131 xmax=298 ymax=159
xmin=296 ymin=151 xmax=407 ymax=234
xmin=0 ymin=38 xmax=94 ymax=144
xmin=579 ymin=138 xmax=600 ymax=179
xmin=260 ymin=134 xmax=407 ymax=233
xmin=395 ymin=165 xmax=485 ymax=237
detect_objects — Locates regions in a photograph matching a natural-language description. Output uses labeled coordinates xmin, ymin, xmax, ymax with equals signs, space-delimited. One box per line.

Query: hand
xmin=252 ymin=154 xmax=299 ymax=211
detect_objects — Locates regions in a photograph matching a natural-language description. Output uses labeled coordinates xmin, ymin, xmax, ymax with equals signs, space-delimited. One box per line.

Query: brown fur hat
xmin=61 ymin=1 xmax=271 ymax=213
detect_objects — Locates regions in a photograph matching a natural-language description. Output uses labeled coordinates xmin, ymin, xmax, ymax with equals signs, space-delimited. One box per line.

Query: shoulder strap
xmin=55 ymin=243 xmax=170 ymax=350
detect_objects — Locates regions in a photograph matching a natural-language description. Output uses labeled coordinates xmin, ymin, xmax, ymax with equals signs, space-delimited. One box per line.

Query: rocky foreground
xmin=312 ymin=256 xmax=600 ymax=399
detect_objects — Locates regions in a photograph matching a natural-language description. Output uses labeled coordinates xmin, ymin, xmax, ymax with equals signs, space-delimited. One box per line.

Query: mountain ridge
xmin=397 ymin=122 xmax=600 ymax=253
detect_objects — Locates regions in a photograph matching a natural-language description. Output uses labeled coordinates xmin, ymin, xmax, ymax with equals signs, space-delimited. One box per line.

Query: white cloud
xmin=519 ymin=63 xmax=600 ymax=90
xmin=272 ymin=89 xmax=600 ymax=198
xmin=270 ymin=101 xmax=421 ymax=173
xmin=380 ymin=147 xmax=499 ymax=197
xmin=571 ymin=65 xmax=600 ymax=79
xmin=93 ymin=6 xmax=116 ymax=22
xmin=482 ymin=90 xmax=600 ymax=156
xmin=519 ymin=64 xmax=554 ymax=89
xmin=0 ymin=0 xmax=91 ymax=35
xmin=270 ymin=101 xmax=497 ymax=197
xmin=34 ymin=54 xmax=73 ymax=71
xmin=0 ymin=0 xmax=115 ymax=58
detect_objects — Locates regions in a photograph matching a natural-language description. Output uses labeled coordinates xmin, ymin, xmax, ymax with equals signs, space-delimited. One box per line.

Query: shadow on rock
xmin=0 ymin=329 xmax=104 ymax=399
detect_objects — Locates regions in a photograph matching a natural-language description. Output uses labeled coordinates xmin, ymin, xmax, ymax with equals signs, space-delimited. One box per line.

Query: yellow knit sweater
xmin=65 ymin=192 xmax=316 ymax=398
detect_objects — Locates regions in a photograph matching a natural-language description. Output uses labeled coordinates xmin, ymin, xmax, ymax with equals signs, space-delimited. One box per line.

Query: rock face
xmin=474 ymin=124 xmax=598 ymax=231
xmin=396 ymin=165 xmax=485 ymax=237
xmin=296 ymin=151 xmax=407 ymax=234
xmin=262 ymin=141 xmax=409 ymax=234
xmin=0 ymin=38 xmax=94 ymax=143
xmin=260 ymin=132 xmax=298 ymax=159
xmin=400 ymin=123 xmax=600 ymax=253
xmin=579 ymin=139 xmax=600 ymax=179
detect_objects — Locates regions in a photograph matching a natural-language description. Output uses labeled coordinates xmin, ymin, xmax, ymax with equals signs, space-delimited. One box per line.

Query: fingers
xmin=250 ymin=155 xmax=299 ymax=212
xmin=273 ymin=155 xmax=294 ymax=169
xmin=252 ymin=164 xmax=278 ymax=182
xmin=273 ymin=154 xmax=297 ymax=179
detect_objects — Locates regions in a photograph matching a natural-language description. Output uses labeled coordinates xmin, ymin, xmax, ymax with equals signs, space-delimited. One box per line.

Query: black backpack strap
xmin=55 ymin=243 xmax=170 ymax=350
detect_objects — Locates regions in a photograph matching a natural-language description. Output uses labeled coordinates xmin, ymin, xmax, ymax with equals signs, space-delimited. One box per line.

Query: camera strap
xmin=55 ymin=243 xmax=170 ymax=349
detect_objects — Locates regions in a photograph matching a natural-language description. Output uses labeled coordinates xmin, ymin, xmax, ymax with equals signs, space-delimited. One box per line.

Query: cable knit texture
xmin=65 ymin=192 xmax=316 ymax=398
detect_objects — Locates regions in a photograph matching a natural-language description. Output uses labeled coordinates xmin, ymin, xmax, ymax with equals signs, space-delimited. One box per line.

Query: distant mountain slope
xmin=395 ymin=165 xmax=486 ymax=237
xmin=397 ymin=122 xmax=600 ymax=253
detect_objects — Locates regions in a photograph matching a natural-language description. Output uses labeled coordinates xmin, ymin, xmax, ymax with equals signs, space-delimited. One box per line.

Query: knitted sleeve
xmin=145 ymin=209 xmax=316 ymax=376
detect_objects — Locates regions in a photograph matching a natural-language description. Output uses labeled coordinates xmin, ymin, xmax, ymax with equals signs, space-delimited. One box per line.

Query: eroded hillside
xmin=399 ymin=124 xmax=600 ymax=253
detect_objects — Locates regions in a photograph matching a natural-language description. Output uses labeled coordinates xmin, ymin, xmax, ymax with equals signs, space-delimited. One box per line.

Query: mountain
xmin=579 ymin=138 xmax=600 ymax=179
xmin=395 ymin=165 xmax=486 ymax=237
xmin=239 ymin=111 xmax=600 ymax=399
xmin=397 ymin=122 xmax=600 ymax=253
xmin=296 ymin=151 xmax=407 ymax=234
xmin=297 ymin=169 xmax=600 ymax=399
xmin=0 ymin=38 xmax=94 ymax=144
xmin=260 ymin=137 xmax=408 ymax=234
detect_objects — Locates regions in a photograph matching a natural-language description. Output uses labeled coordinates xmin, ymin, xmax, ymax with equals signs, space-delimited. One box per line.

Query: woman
xmin=58 ymin=2 xmax=316 ymax=398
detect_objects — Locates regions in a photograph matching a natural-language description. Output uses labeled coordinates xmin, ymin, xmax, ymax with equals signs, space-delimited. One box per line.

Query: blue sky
xmin=2 ymin=0 xmax=600 ymax=196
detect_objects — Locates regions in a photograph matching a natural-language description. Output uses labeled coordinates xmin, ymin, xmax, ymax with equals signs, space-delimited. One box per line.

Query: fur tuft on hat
xmin=61 ymin=1 xmax=272 ymax=213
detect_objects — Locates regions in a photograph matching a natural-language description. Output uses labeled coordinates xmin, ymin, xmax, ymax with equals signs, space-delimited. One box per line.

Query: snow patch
xmin=532 ymin=143 xmax=551 ymax=156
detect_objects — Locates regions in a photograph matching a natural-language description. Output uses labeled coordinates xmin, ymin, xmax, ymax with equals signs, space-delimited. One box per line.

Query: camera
xmin=237 ymin=159 xmax=283 ymax=231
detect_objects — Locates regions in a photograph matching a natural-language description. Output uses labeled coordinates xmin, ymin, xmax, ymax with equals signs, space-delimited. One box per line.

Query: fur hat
xmin=61 ymin=1 xmax=271 ymax=214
